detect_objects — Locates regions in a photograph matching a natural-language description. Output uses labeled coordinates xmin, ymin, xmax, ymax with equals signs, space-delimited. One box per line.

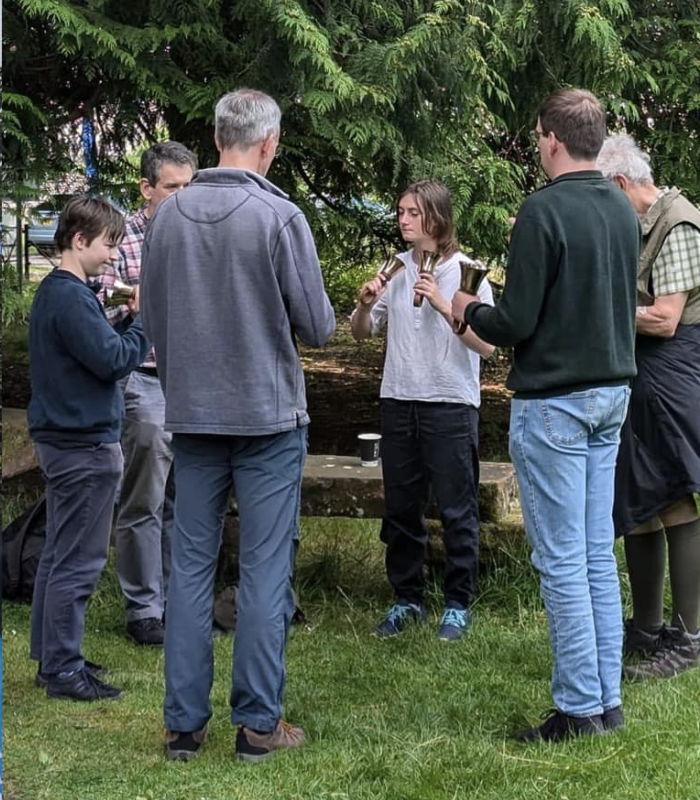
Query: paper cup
xmin=358 ymin=433 xmax=381 ymax=467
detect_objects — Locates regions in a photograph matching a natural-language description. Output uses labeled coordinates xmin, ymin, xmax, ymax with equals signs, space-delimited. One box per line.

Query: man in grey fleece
xmin=141 ymin=89 xmax=335 ymax=763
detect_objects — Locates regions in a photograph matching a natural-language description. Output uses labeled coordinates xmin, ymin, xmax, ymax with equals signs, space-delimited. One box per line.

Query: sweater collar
xmin=50 ymin=268 xmax=100 ymax=292
xmin=549 ymin=170 xmax=603 ymax=184
xmin=192 ymin=167 xmax=289 ymax=199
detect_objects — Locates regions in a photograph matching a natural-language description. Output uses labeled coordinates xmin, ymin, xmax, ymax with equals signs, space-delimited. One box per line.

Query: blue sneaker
xmin=375 ymin=601 xmax=426 ymax=638
xmin=437 ymin=604 xmax=470 ymax=641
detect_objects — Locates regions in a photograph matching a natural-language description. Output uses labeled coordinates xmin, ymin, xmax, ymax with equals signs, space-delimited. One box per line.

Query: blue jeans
xmin=164 ymin=428 xmax=306 ymax=734
xmin=509 ymin=386 xmax=630 ymax=716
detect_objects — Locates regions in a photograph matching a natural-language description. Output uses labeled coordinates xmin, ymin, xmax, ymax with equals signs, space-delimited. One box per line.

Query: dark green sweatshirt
xmin=465 ymin=171 xmax=640 ymax=397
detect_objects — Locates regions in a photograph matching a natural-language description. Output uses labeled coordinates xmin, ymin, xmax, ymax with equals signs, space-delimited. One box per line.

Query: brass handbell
xmin=378 ymin=254 xmax=405 ymax=283
xmin=357 ymin=254 xmax=404 ymax=306
xmin=453 ymin=259 xmax=489 ymax=334
xmin=104 ymin=278 xmax=136 ymax=308
xmin=413 ymin=250 xmax=441 ymax=308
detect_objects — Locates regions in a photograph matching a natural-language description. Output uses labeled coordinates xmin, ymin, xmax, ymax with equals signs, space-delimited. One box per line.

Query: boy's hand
xmin=127 ymin=286 xmax=140 ymax=315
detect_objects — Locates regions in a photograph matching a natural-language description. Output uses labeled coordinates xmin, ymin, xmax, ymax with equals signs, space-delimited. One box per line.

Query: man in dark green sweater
xmin=452 ymin=89 xmax=640 ymax=742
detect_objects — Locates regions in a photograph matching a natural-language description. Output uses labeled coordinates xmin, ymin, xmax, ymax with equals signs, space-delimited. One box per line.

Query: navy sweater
xmin=28 ymin=269 xmax=150 ymax=442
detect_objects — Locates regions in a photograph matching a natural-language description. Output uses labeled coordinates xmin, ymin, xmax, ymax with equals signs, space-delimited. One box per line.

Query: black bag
xmin=2 ymin=495 xmax=47 ymax=602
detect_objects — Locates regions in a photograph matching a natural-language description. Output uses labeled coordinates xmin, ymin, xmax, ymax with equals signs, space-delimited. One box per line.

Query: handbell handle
xmin=453 ymin=318 xmax=467 ymax=335
xmin=357 ymin=254 xmax=405 ymax=305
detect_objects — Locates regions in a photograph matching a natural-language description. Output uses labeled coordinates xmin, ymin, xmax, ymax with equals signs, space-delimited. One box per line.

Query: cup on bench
xmin=358 ymin=433 xmax=382 ymax=467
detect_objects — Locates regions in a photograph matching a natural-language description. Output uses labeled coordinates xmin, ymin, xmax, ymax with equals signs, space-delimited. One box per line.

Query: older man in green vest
xmin=598 ymin=133 xmax=700 ymax=681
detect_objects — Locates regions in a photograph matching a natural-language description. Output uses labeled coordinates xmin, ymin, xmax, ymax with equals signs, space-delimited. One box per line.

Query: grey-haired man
xmin=142 ymin=89 xmax=335 ymax=762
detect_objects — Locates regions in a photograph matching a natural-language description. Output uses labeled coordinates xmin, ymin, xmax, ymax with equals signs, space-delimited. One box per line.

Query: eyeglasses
xmin=529 ymin=129 xmax=548 ymax=145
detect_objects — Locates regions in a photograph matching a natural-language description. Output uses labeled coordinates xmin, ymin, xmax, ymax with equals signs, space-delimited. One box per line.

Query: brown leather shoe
xmin=235 ymin=719 xmax=306 ymax=763
xmin=165 ymin=726 xmax=208 ymax=761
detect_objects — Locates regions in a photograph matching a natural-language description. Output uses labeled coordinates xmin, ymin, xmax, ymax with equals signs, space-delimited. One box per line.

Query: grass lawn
xmin=3 ymin=517 xmax=700 ymax=800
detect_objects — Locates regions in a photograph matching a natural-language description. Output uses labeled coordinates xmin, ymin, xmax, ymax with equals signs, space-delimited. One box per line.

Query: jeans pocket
xmin=539 ymin=392 xmax=596 ymax=446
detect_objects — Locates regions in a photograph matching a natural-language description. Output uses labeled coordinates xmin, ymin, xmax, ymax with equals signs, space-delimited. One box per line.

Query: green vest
xmin=638 ymin=187 xmax=700 ymax=324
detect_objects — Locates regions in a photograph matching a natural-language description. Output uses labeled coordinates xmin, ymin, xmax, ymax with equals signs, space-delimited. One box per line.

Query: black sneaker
xmin=35 ymin=659 xmax=106 ymax=689
xmin=126 ymin=617 xmax=165 ymax=646
xmin=46 ymin=668 xmax=122 ymax=701
xmin=624 ymin=627 xmax=700 ymax=681
xmin=602 ymin=706 xmax=625 ymax=732
xmin=165 ymin=727 xmax=208 ymax=761
xmin=516 ymin=709 xmax=604 ymax=743
xmin=374 ymin=601 xmax=426 ymax=638
xmin=623 ymin=619 xmax=665 ymax=658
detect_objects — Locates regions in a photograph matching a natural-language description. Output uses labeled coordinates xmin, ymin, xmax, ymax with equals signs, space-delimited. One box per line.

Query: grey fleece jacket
xmin=140 ymin=168 xmax=335 ymax=435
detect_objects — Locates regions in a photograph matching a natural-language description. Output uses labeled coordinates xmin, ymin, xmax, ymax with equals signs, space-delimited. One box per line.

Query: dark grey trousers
xmin=30 ymin=440 xmax=123 ymax=674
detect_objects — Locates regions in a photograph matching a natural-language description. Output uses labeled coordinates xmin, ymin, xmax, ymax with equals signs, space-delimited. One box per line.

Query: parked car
xmin=26 ymin=193 xmax=127 ymax=250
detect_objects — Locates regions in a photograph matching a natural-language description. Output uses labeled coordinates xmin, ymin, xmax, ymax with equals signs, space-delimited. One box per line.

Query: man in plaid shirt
xmin=598 ymin=134 xmax=700 ymax=681
xmin=100 ymin=141 xmax=197 ymax=646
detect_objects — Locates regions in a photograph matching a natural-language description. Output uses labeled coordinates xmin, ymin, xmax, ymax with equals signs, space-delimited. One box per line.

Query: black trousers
xmin=379 ymin=399 xmax=480 ymax=607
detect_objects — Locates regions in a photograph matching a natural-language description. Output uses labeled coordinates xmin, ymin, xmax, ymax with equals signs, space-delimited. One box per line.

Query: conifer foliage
xmin=3 ymin=0 xmax=699 ymax=280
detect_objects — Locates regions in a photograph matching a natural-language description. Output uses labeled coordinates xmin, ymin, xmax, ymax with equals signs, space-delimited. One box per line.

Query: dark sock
xmin=666 ymin=518 xmax=700 ymax=634
xmin=624 ymin=529 xmax=666 ymax=631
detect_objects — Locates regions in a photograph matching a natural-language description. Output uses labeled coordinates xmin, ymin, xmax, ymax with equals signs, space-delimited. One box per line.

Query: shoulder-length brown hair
xmin=396 ymin=179 xmax=458 ymax=256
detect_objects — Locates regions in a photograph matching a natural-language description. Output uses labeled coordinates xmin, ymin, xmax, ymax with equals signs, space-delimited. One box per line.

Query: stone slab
xmin=302 ymin=455 xmax=518 ymax=523
xmin=2 ymin=409 xmax=519 ymax=523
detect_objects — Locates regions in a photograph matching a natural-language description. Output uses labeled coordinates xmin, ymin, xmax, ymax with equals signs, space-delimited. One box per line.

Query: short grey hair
xmin=596 ymin=133 xmax=654 ymax=185
xmin=215 ymin=89 xmax=282 ymax=150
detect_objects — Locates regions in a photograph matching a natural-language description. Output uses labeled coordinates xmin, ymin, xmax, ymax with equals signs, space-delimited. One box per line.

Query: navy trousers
xmin=30 ymin=440 xmax=123 ymax=674
xmin=380 ymin=399 xmax=480 ymax=608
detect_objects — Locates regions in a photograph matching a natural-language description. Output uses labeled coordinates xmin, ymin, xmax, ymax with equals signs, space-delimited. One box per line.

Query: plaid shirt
xmin=98 ymin=206 xmax=157 ymax=367
xmin=654 ymin=222 xmax=700 ymax=296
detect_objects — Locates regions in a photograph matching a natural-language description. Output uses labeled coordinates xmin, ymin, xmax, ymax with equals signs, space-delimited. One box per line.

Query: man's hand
xmin=413 ymin=273 xmax=448 ymax=315
xmin=127 ymin=285 xmax=140 ymax=315
xmin=451 ymin=289 xmax=478 ymax=326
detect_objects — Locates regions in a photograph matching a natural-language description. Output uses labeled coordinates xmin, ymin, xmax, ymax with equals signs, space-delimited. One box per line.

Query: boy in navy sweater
xmin=28 ymin=196 xmax=150 ymax=701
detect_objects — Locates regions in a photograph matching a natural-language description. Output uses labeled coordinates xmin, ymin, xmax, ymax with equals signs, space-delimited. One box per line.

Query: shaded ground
xmin=2 ymin=321 xmax=512 ymax=460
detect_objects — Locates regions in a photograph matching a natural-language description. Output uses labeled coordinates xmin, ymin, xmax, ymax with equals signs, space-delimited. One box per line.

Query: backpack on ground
xmin=2 ymin=494 xmax=47 ymax=602
xmin=213 ymin=584 xmax=308 ymax=633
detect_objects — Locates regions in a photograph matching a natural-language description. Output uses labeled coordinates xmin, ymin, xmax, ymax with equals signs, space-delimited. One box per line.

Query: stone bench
xmin=302 ymin=455 xmax=518 ymax=523
xmin=2 ymin=408 xmax=518 ymax=524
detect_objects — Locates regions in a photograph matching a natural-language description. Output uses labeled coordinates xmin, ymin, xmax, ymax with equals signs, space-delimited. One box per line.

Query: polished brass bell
xmin=413 ymin=250 xmax=441 ymax=307
xmin=453 ymin=259 xmax=489 ymax=334
xmin=104 ymin=278 xmax=136 ymax=307
xmin=378 ymin=254 xmax=405 ymax=282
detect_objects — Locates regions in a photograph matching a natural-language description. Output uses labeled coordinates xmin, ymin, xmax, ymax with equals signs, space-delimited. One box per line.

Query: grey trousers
xmin=164 ymin=428 xmax=306 ymax=733
xmin=30 ymin=440 xmax=123 ymax=674
xmin=115 ymin=370 xmax=173 ymax=621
